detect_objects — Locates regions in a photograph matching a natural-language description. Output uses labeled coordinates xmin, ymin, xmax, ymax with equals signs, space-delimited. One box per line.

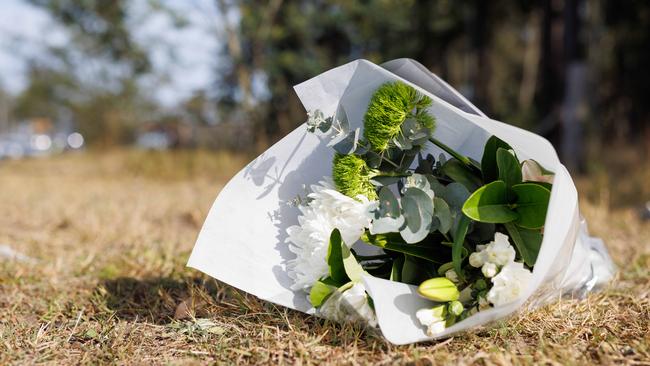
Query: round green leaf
xmin=461 ymin=181 xmax=519 ymax=223
xmin=512 ymin=183 xmax=551 ymax=229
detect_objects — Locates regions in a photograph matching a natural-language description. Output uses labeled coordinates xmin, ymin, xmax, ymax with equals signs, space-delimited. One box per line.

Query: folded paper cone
xmin=188 ymin=59 xmax=615 ymax=345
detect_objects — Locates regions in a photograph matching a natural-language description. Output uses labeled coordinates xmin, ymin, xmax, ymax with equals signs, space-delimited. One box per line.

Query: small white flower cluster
xmin=319 ymin=283 xmax=377 ymax=327
xmin=469 ymin=232 xmax=516 ymax=278
xmin=470 ymin=232 xmax=533 ymax=307
xmin=286 ymin=179 xmax=375 ymax=291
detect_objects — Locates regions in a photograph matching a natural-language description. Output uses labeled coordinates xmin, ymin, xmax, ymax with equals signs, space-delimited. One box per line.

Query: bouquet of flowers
xmin=188 ymin=59 xmax=615 ymax=344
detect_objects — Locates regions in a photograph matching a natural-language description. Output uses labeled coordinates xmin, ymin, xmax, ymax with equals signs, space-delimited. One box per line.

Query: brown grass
xmin=0 ymin=149 xmax=648 ymax=365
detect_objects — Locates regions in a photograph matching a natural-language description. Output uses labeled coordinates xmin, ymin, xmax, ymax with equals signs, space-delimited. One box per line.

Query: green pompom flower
xmin=363 ymin=81 xmax=435 ymax=151
xmin=332 ymin=153 xmax=378 ymax=200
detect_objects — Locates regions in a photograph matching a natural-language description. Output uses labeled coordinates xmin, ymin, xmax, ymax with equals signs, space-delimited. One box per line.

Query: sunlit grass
xmin=0 ymin=148 xmax=648 ymax=364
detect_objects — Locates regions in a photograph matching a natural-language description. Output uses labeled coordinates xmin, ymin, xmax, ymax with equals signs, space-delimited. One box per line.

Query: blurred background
xmin=0 ymin=0 xmax=649 ymax=207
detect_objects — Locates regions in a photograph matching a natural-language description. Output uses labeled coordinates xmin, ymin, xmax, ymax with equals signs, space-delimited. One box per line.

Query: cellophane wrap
xmin=188 ymin=58 xmax=616 ymax=345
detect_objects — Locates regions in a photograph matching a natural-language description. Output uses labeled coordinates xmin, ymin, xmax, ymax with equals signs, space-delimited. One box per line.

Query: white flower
xmin=286 ymin=179 xmax=376 ymax=291
xmin=469 ymin=252 xmax=485 ymax=268
xmin=445 ymin=269 xmax=460 ymax=283
xmin=487 ymin=261 xmax=533 ymax=306
xmin=484 ymin=232 xmax=516 ymax=266
xmin=470 ymin=233 xmax=515 ymax=273
xmin=319 ymin=283 xmax=377 ymax=327
xmin=416 ymin=305 xmax=447 ymax=336
xmin=481 ymin=262 xmax=498 ymax=278
xmin=306 ymin=182 xmax=375 ymax=246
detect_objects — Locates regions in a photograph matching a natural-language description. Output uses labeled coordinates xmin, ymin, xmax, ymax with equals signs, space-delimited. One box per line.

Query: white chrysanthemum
xmin=487 ymin=261 xmax=533 ymax=306
xmin=286 ymin=180 xmax=375 ymax=291
xmin=319 ymin=283 xmax=377 ymax=327
xmin=416 ymin=306 xmax=447 ymax=336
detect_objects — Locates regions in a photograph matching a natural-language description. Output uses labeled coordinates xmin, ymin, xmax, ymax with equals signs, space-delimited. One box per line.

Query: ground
xmin=0 ymin=149 xmax=648 ymax=365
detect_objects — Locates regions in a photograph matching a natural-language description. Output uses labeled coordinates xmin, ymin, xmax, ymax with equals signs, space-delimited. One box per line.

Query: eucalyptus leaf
xmin=433 ymin=197 xmax=452 ymax=233
xmin=330 ymin=128 xmax=360 ymax=155
xmin=377 ymin=187 xmax=401 ymax=218
xmin=462 ymin=181 xmax=519 ymax=223
xmin=442 ymin=183 xmax=471 ymax=212
xmin=512 ymin=183 xmax=551 ymax=229
xmin=415 ymin=153 xmax=435 ymax=175
xmin=400 ymin=188 xmax=434 ymax=243
xmin=505 ymin=222 xmax=542 ymax=266
xmin=481 ymin=135 xmax=513 ymax=183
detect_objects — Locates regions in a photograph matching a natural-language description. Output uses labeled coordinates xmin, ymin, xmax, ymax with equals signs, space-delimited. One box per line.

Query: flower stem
xmin=428 ymin=137 xmax=474 ymax=168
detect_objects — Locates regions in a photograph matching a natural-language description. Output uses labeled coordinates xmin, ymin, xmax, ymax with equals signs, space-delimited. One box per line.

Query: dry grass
xmin=0 ymin=149 xmax=648 ymax=365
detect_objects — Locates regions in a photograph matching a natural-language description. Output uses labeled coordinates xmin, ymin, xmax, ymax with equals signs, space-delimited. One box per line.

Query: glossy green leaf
xmin=505 ymin=222 xmax=543 ymax=266
xmin=512 ymin=183 xmax=551 ymax=229
xmin=481 ymin=135 xmax=513 ymax=183
xmin=462 ymin=181 xmax=519 ymax=223
xmin=383 ymin=242 xmax=451 ymax=264
xmin=496 ymin=148 xmax=522 ymax=194
xmin=326 ymin=229 xmax=349 ymax=284
xmin=442 ymin=159 xmax=482 ymax=192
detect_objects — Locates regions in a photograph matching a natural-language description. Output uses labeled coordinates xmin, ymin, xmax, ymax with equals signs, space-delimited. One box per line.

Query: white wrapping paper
xmin=188 ymin=59 xmax=615 ymax=345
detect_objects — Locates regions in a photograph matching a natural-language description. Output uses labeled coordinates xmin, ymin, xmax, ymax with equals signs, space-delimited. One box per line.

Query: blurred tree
xmin=14 ymin=0 xmax=161 ymax=145
xmin=28 ymin=0 xmax=151 ymax=74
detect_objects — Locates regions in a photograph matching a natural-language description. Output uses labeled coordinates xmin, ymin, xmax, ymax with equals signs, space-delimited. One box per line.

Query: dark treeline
xmin=3 ymin=0 xmax=650 ymax=171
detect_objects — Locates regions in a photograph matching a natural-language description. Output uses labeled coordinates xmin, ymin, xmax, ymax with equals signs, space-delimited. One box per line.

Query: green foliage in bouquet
xmin=303 ymin=81 xmax=554 ymax=332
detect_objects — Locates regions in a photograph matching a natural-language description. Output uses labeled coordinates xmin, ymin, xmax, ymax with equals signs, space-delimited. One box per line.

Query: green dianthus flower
xmin=332 ymin=153 xmax=378 ymax=200
xmin=363 ymin=81 xmax=435 ymax=151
